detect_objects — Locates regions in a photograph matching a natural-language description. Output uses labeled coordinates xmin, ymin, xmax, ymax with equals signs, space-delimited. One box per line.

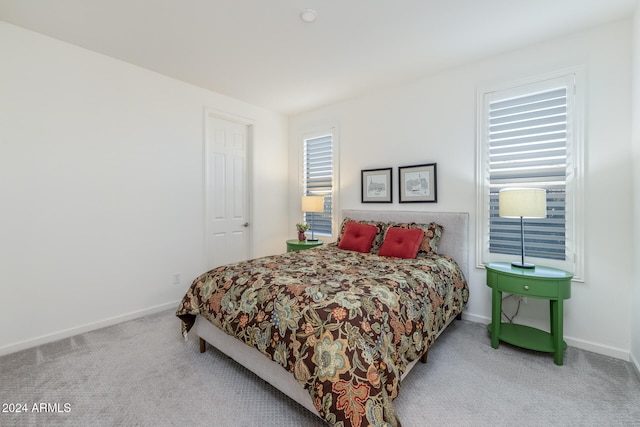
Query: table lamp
xmin=498 ymin=188 xmax=546 ymax=269
xmin=301 ymin=195 xmax=324 ymax=242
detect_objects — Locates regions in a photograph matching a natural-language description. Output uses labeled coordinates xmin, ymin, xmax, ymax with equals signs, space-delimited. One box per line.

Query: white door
xmin=205 ymin=113 xmax=251 ymax=269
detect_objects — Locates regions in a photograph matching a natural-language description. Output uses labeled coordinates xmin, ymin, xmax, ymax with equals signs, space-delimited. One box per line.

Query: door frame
xmin=203 ymin=108 xmax=254 ymax=268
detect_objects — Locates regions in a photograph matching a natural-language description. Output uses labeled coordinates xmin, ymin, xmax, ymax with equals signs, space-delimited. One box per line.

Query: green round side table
xmin=485 ymin=262 xmax=573 ymax=365
xmin=286 ymin=239 xmax=323 ymax=252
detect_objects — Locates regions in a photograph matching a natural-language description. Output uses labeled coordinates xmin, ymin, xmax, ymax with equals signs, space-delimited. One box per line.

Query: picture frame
xmin=361 ymin=168 xmax=392 ymax=203
xmin=399 ymin=163 xmax=437 ymax=203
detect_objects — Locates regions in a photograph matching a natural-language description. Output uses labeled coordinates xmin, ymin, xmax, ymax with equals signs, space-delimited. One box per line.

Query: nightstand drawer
xmin=486 ymin=263 xmax=572 ymax=300
xmin=494 ymin=275 xmax=560 ymax=298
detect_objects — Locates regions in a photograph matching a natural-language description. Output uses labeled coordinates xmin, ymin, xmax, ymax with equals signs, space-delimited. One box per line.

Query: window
xmin=477 ymin=70 xmax=584 ymax=279
xmin=303 ymin=131 xmax=335 ymax=237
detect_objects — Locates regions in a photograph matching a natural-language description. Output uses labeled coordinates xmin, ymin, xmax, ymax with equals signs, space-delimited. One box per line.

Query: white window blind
xmin=488 ymin=87 xmax=568 ymax=261
xmin=303 ymin=134 xmax=333 ymax=236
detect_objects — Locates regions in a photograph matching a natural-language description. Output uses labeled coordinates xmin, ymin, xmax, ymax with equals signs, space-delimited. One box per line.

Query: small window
xmin=303 ymin=133 xmax=334 ymax=236
xmin=477 ymin=70 xmax=584 ymax=279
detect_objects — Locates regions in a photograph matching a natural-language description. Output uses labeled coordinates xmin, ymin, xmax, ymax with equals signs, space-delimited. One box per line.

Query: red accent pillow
xmin=338 ymin=222 xmax=378 ymax=253
xmin=378 ymin=227 xmax=425 ymax=259
xmin=337 ymin=218 xmax=386 ymax=253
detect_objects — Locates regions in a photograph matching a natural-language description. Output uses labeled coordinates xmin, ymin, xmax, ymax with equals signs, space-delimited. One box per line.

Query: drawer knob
xmin=524 ymin=285 xmax=529 ymax=290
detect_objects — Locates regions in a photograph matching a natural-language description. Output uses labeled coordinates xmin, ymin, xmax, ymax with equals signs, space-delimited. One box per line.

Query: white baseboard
xmin=564 ymin=336 xmax=629 ymax=361
xmin=461 ymin=313 xmax=631 ymax=362
xmin=2 ymin=304 xmax=635 ymax=366
xmin=631 ymin=352 xmax=640 ymax=378
xmin=460 ymin=312 xmax=490 ymax=324
xmin=0 ymin=300 xmax=180 ymax=357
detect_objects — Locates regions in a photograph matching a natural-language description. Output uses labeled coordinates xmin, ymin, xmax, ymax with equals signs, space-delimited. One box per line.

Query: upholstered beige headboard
xmin=341 ymin=210 xmax=469 ymax=279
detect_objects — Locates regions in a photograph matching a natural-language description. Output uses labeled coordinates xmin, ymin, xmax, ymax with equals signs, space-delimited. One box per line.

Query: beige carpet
xmin=1 ymin=309 xmax=639 ymax=426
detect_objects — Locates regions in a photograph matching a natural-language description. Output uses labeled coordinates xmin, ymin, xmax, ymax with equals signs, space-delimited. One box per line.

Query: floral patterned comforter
xmin=176 ymin=243 xmax=468 ymax=427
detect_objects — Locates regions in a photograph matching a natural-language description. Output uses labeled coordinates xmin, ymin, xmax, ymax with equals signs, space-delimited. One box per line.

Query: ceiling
xmin=0 ymin=0 xmax=637 ymax=115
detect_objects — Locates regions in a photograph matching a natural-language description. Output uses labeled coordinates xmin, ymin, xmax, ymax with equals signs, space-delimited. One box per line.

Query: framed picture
xmin=361 ymin=168 xmax=392 ymax=203
xmin=399 ymin=163 xmax=437 ymax=203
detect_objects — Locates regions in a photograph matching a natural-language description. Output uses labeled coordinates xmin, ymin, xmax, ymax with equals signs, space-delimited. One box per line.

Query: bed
xmin=176 ymin=210 xmax=469 ymax=426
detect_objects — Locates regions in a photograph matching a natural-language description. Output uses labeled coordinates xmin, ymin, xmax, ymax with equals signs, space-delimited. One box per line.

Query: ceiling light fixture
xmin=300 ymin=9 xmax=317 ymax=23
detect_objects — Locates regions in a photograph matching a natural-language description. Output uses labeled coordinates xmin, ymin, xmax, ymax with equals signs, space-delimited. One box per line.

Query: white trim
xmin=3 ymin=304 xmax=631 ymax=364
xmin=475 ymin=90 xmax=490 ymax=270
xmin=0 ymin=301 xmax=180 ymax=357
xmin=204 ymin=107 xmax=255 ymax=127
xmin=332 ymin=126 xmax=341 ymax=238
xmin=460 ymin=312 xmax=489 ymax=325
xmin=631 ymin=352 xmax=640 ymax=379
xmin=564 ymin=336 xmax=630 ymax=362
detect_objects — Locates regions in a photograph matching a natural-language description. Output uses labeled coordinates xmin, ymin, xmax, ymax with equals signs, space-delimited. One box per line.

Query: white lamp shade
xmin=499 ymin=188 xmax=546 ymax=218
xmin=301 ymin=195 xmax=324 ymax=213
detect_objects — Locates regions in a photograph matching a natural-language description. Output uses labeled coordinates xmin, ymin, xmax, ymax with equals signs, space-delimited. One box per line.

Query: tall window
xmin=303 ymin=133 xmax=334 ymax=236
xmin=477 ymin=70 xmax=583 ymax=279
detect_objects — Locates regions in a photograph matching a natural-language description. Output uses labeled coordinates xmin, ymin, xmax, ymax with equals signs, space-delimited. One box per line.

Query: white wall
xmin=631 ymin=2 xmax=640 ymax=372
xmin=0 ymin=22 xmax=289 ymax=355
xmin=289 ymin=19 xmax=634 ymax=360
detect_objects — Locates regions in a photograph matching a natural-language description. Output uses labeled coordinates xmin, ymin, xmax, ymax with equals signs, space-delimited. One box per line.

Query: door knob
xmin=242 ymin=222 xmax=249 ymax=227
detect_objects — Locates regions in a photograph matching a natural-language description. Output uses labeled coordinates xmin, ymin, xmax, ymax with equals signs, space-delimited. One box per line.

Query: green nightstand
xmin=286 ymin=239 xmax=323 ymax=252
xmin=486 ymin=262 xmax=573 ymax=365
